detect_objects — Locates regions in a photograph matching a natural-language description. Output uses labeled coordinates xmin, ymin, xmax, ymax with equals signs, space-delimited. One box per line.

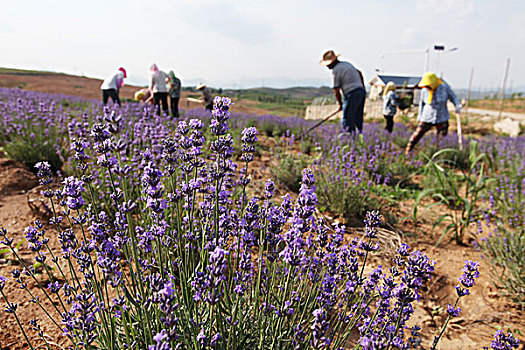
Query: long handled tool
xmin=456 ymin=110 xmax=463 ymax=150
xmin=300 ymin=109 xmax=340 ymax=139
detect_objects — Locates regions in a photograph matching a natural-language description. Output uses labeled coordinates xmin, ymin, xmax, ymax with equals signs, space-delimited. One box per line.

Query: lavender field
xmin=0 ymin=87 xmax=523 ymax=349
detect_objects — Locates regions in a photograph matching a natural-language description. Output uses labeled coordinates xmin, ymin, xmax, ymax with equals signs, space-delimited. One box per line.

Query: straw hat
xmin=134 ymin=90 xmax=145 ymax=101
xmin=196 ymin=82 xmax=206 ymax=90
xmin=319 ymin=50 xmax=341 ymax=66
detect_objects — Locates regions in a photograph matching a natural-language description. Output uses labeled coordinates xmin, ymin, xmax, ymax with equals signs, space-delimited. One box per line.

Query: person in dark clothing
xmin=168 ymin=71 xmax=181 ymax=118
xmin=382 ymin=82 xmax=399 ymax=133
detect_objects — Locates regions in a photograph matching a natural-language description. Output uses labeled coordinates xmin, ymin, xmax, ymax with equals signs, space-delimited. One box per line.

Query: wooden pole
xmin=465 ymin=67 xmax=474 ymax=135
xmin=456 ymin=112 xmax=463 ymax=151
xmin=498 ymin=58 xmax=510 ymax=121
xmin=300 ymin=109 xmax=340 ymax=139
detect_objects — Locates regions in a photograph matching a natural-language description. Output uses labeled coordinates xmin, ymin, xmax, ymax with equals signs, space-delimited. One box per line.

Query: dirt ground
xmin=469 ymin=98 xmax=525 ymax=114
xmin=0 ymin=147 xmax=523 ymax=349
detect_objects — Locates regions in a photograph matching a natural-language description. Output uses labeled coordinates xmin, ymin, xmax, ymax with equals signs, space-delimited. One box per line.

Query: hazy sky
xmin=1 ymin=0 xmax=524 ymax=89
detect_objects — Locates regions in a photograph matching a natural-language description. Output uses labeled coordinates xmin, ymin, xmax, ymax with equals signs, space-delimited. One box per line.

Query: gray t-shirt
xmin=332 ymin=61 xmax=363 ymax=95
xmin=150 ymin=70 xmax=169 ymax=93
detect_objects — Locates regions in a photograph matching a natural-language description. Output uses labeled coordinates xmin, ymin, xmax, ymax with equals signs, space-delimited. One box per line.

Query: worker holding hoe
xmin=320 ymin=50 xmax=366 ymax=134
xmin=405 ymin=72 xmax=462 ymax=156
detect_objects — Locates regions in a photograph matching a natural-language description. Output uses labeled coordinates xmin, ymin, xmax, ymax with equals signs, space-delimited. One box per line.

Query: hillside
xmin=0 ymin=68 xmax=335 ymax=116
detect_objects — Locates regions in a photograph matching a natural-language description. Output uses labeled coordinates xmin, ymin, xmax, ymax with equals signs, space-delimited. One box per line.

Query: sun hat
xmin=418 ymin=72 xmax=444 ymax=104
xmin=319 ymin=50 xmax=341 ymax=66
xmin=118 ymin=67 xmax=127 ymax=78
xmin=196 ymin=82 xmax=206 ymax=90
xmin=418 ymin=72 xmax=441 ymax=90
xmin=134 ymin=90 xmax=145 ymax=101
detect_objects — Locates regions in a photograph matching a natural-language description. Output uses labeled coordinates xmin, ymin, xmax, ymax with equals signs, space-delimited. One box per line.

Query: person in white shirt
xmin=100 ymin=67 xmax=127 ymax=107
xmin=149 ymin=63 xmax=170 ymax=115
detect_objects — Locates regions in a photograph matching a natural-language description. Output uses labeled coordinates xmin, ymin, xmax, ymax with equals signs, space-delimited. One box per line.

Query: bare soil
xmin=470 ymin=98 xmax=525 ymax=114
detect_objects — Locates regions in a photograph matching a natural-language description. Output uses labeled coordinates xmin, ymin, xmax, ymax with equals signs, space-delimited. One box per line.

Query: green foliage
xmin=477 ymin=228 xmax=525 ymax=306
xmin=419 ymin=143 xmax=470 ymax=170
xmin=398 ymin=96 xmax=413 ymax=110
xmin=299 ymin=139 xmax=315 ymax=155
xmin=3 ymin=129 xmax=63 ymax=173
xmin=415 ymin=142 xmax=492 ymax=245
xmin=477 ymin=150 xmax=525 ymax=306
xmin=270 ymin=153 xmax=308 ymax=193
xmin=315 ymin=171 xmax=380 ymax=227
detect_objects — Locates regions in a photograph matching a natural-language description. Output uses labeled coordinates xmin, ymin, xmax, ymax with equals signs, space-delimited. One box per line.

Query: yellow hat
xmin=196 ymin=82 xmax=207 ymax=90
xmin=418 ymin=72 xmax=441 ymax=90
xmin=134 ymin=91 xmax=145 ymax=101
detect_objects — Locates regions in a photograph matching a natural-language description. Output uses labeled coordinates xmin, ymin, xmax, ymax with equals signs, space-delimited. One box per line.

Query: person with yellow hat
xmin=382 ymin=82 xmax=399 ymax=133
xmin=405 ymin=72 xmax=462 ymax=155
xmin=320 ymin=50 xmax=366 ymax=134
xmin=134 ymin=88 xmax=153 ymax=104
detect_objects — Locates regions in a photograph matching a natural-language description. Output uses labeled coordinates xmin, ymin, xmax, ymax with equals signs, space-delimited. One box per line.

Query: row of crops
xmin=0 ymin=87 xmax=522 ymax=349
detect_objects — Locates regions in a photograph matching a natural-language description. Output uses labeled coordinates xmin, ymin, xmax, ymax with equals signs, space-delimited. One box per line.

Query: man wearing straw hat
xmin=196 ymin=83 xmax=214 ymax=111
xmin=320 ymin=50 xmax=366 ymax=134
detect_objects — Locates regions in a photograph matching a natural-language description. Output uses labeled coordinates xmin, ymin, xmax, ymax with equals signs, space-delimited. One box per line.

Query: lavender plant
xmin=0 ymin=95 xmax=494 ymax=350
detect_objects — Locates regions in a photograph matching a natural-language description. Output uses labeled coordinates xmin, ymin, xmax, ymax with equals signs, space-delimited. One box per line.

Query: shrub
xmin=270 ymin=153 xmax=308 ymax=193
xmin=3 ymin=128 xmax=63 ymax=173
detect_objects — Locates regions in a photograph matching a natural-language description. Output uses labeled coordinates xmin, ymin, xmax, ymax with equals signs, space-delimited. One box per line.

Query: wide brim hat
xmin=134 ymin=91 xmax=145 ymax=101
xmin=418 ymin=72 xmax=439 ymax=89
xmin=196 ymin=82 xmax=206 ymax=90
xmin=319 ymin=50 xmax=341 ymax=66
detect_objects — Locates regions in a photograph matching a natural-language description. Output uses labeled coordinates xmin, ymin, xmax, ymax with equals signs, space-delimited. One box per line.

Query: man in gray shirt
xmin=320 ymin=50 xmax=366 ymax=133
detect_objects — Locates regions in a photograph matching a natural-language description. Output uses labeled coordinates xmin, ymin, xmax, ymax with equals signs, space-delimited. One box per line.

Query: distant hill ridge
xmin=0 ymin=67 xmax=333 ymax=100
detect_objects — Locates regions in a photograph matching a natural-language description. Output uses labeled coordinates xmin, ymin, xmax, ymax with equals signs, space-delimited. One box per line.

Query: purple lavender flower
xmin=446 ymin=304 xmax=461 ymax=317
xmin=35 ymin=161 xmax=53 ymax=185
xmin=311 ymin=308 xmax=331 ymax=349
xmin=458 ymin=260 xmax=480 ymax=288
xmin=149 ymin=330 xmax=171 ymax=350
xmin=61 ymin=176 xmax=86 ymax=210
xmin=487 ymin=329 xmax=520 ymax=350
xmin=0 ymin=276 xmax=6 ymax=291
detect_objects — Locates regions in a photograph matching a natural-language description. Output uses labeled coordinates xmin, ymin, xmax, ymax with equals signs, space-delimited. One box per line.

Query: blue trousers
xmin=341 ymin=88 xmax=366 ymax=133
